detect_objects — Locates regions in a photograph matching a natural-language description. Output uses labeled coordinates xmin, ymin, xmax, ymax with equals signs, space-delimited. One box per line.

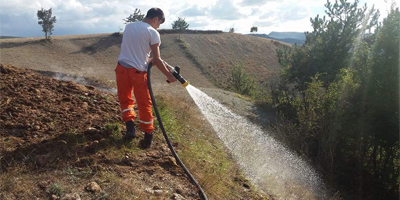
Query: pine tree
xmin=172 ymin=17 xmax=189 ymax=39
xmin=37 ymin=8 xmax=57 ymax=40
xmin=124 ymin=8 xmax=144 ymax=24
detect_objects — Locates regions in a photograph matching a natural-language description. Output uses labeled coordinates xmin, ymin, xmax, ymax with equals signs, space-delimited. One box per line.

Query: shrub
xmin=229 ymin=64 xmax=256 ymax=96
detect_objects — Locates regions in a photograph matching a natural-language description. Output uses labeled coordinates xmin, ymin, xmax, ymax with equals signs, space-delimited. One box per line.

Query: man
xmin=116 ymin=8 xmax=176 ymax=148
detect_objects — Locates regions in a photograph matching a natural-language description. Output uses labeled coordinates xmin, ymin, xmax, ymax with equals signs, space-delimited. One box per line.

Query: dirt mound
xmin=0 ymin=64 xmax=199 ymax=199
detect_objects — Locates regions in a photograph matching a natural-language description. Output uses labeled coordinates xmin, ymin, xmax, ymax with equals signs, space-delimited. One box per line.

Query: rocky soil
xmin=0 ymin=64 xmax=199 ymax=199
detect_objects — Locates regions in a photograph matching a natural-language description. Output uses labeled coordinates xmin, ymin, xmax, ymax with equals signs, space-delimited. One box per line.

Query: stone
xmin=172 ymin=193 xmax=186 ymax=200
xmin=153 ymin=185 xmax=161 ymax=190
xmin=168 ymin=156 xmax=179 ymax=167
xmin=145 ymin=188 xmax=154 ymax=194
xmin=153 ymin=190 xmax=163 ymax=196
xmin=85 ymin=182 xmax=101 ymax=193
xmin=174 ymin=188 xmax=183 ymax=194
xmin=82 ymin=102 xmax=89 ymax=108
xmin=61 ymin=193 xmax=81 ymax=200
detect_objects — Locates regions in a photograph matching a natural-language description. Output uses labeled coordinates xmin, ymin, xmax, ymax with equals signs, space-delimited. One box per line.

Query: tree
xmin=362 ymin=7 xmax=399 ymax=196
xmin=272 ymin=1 xmax=399 ymax=198
xmin=229 ymin=28 xmax=235 ymax=33
xmin=172 ymin=17 xmax=189 ymax=39
xmin=277 ymin=0 xmax=378 ymax=90
xmin=37 ymin=8 xmax=56 ymax=40
xmin=250 ymin=26 xmax=258 ymax=32
xmin=229 ymin=64 xmax=255 ymax=96
xmin=124 ymin=8 xmax=144 ymax=24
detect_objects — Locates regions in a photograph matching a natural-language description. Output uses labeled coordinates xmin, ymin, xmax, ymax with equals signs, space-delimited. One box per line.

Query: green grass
xmin=47 ymin=183 xmax=65 ymax=197
xmin=153 ymin=96 xmax=267 ymax=199
xmin=59 ymin=129 xmax=86 ymax=146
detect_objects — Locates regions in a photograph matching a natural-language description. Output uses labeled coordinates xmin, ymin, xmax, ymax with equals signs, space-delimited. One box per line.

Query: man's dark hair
xmin=145 ymin=8 xmax=165 ymax=23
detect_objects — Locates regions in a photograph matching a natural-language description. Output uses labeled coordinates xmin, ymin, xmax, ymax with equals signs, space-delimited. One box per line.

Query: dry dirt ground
xmin=0 ymin=65 xmax=269 ymax=200
xmin=0 ymin=65 xmax=201 ymax=199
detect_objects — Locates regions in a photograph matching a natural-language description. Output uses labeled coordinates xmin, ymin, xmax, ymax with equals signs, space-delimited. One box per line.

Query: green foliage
xmin=172 ymin=17 xmax=189 ymax=39
xmin=272 ymin=1 xmax=399 ymax=199
xmin=123 ymin=8 xmax=144 ymax=24
xmin=277 ymin=0 xmax=379 ymax=90
xmin=360 ymin=7 xmax=400 ymax=195
xmin=229 ymin=64 xmax=256 ymax=96
xmin=229 ymin=28 xmax=235 ymax=33
xmin=103 ymin=123 xmax=121 ymax=137
xmin=47 ymin=183 xmax=65 ymax=197
xmin=172 ymin=17 xmax=189 ymax=30
xmin=250 ymin=26 xmax=258 ymax=33
xmin=37 ymin=8 xmax=57 ymax=40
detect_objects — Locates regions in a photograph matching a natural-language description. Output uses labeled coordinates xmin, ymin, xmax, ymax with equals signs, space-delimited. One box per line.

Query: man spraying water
xmin=114 ymin=8 xmax=206 ymax=199
xmin=115 ymin=8 xmax=176 ymax=148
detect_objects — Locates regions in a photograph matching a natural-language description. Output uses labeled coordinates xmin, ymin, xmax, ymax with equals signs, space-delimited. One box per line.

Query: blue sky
xmin=0 ymin=0 xmax=397 ymax=37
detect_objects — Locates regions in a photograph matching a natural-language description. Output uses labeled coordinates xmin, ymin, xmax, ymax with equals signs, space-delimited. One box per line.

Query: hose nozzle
xmin=166 ymin=64 xmax=189 ymax=87
xmin=172 ymin=66 xmax=189 ymax=87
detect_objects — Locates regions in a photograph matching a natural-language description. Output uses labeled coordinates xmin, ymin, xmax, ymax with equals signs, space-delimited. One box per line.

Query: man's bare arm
xmin=150 ymin=43 xmax=176 ymax=83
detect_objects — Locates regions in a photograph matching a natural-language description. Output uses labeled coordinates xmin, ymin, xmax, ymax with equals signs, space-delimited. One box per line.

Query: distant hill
xmin=268 ymin=32 xmax=305 ymax=40
xmin=248 ymin=33 xmax=305 ymax=45
xmin=0 ymin=36 xmax=21 ymax=39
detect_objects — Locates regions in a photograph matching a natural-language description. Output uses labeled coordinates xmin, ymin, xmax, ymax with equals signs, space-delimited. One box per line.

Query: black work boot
xmin=123 ymin=120 xmax=136 ymax=141
xmin=139 ymin=132 xmax=153 ymax=149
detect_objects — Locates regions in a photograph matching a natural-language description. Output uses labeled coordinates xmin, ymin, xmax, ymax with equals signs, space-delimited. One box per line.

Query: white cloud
xmin=179 ymin=5 xmax=206 ymax=17
xmin=209 ymin=0 xmax=246 ymax=20
xmin=0 ymin=0 xmax=396 ymax=37
xmin=240 ymin=0 xmax=276 ymax=6
xmin=279 ymin=5 xmax=310 ymax=21
xmin=253 ymin=20 xmax=274 ymax=27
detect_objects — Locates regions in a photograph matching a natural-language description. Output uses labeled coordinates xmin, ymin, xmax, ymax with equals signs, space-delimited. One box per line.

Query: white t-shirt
xmin=118 ymin=21 xmax=161 ymax=71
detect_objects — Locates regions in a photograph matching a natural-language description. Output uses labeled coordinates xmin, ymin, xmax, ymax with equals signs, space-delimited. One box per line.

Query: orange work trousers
xmin=115 ymin=63 xmax=154 ymax=133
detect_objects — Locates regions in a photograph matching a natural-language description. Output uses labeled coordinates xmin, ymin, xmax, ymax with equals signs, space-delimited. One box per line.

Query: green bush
xmin=229 ymin=64 xmax=256 ymax=96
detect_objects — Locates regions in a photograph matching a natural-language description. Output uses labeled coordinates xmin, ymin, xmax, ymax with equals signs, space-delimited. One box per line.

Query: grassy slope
xmin=0 ymin=32 xmax=286 ymax=88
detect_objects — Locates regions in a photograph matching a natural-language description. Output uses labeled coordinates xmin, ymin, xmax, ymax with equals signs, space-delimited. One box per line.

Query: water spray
xmin=147 ymin=61 xmax=207 ymax=200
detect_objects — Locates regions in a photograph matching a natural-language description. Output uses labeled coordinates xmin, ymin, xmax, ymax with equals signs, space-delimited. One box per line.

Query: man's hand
xmin=147 ymin=57 xmax=153 ymax=65
xmin=166 ymin=73 xmax=177 ymax=83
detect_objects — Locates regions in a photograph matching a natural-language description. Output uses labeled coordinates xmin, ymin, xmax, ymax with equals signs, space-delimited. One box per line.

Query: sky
xmin=0 ymin=0 xmax=398 ymax=37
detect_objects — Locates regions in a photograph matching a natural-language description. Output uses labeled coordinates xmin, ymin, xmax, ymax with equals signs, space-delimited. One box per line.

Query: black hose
xmin=146 ymin=63 xmax=208 ymax=200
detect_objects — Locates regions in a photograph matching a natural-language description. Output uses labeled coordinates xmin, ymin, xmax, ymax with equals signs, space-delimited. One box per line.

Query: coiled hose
xmin=146 ymin=63 xmax=208 ymax=200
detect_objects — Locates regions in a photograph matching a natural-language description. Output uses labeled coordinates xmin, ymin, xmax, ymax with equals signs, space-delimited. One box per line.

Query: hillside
xmin=0 ymin=32 xmax=286 ymax=199
xmin=0 ymin=32 xmax=286 ymax=90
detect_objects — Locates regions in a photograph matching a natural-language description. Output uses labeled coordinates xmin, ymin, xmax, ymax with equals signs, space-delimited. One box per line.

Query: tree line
xmin=36 ymin=8 xmax=191 ymax=40
xmin=270 ymin=1 xmax=398 ymax=199
xmin=36 ymin=7 xmax=258 ymax=40
xmin=227 ymin=1 xmax=398 ymax=199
